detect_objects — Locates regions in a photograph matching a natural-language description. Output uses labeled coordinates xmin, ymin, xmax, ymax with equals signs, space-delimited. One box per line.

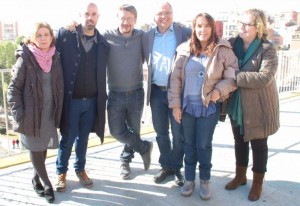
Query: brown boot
xmin=248 ymin=172 xmax=264 ymax=201
xmin=225 ymin=166 xmax=247 ymax=190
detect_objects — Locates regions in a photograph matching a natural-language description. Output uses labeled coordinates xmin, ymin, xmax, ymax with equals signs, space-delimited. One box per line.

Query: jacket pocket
xmin=11 ymin=109 xmax=24 ymax=133
xmin=23 ymin=103 xmax=35 ymax=135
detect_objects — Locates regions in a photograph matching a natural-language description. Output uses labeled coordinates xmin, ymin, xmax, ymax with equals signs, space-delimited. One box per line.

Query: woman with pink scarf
xmin=7 ymin=22 xmax=64 ymax=204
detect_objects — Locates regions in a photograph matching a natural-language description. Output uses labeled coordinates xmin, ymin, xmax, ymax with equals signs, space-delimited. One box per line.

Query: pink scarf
xmin=28 ymin=45 xmax=56 ymax=73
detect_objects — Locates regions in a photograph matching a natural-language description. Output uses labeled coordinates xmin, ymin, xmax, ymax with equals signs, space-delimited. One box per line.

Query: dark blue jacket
xmin=56 ymin=25 xmax=109 ymax=143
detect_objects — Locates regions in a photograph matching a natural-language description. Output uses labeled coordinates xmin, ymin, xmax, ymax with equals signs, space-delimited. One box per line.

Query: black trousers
xmin=230 ymin=118 xmax=268 ymax=173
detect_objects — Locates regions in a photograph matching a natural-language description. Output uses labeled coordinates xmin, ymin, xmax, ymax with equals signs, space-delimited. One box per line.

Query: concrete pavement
xmin=0 ymin=96 xmax=299 ymax=206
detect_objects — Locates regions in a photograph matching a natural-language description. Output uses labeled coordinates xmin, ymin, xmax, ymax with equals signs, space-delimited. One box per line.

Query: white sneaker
xmin=200 ymin=179 xmax=211 ymax=200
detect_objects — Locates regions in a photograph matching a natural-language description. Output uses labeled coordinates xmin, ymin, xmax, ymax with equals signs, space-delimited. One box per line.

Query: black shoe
xmin=153 ymin=168 xmax=174 ymax=183
xmin=44 ymin=188 xmax=55 ymax=203
xmin=141 ymin=141 xmax=153 ymax=171
xmin=174 ymin=169 xmax=185 ymax=186
xmin=32 ymin=179 xmax=44 ymax=197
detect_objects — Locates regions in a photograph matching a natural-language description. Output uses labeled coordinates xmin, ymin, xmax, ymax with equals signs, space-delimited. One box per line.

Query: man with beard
xmin=62 ymin=3 xmax=153 ymax=181
xmin=55 ymin=2 xmax=109 ymax=192
xmin=104 ymin=4 xmax=153 ymax=180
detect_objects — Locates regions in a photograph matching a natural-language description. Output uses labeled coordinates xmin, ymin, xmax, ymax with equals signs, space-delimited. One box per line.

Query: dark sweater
xmin=56 ymin=25 xmax=110 ymax=140
xmin=72 ymin=41 xmax=98 ymax=99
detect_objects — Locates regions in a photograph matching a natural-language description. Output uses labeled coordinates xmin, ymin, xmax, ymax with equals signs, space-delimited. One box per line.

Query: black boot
xmin=32 ymin=179 xmax=44 ymax=197
xmin=44 ymin=188 xmax=55 ymax=203
xmin=153 ymin=168 xmax=174 ymax=183
xmin=174 ymin=169 xmax=184 ymax=186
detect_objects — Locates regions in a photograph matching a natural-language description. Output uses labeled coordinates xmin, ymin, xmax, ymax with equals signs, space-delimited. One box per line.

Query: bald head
xmin=153 ymin=1 xmax=173 ymax=33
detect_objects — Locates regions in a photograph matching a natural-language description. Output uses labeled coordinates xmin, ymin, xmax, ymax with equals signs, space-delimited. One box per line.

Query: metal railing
xmin=276 ymin=50 xmax=300 ymax=93
xmin=0 ymin=50 xmax=300 ymax=157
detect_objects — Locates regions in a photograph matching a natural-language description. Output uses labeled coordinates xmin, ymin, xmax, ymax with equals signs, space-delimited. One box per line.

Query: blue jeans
xmin=56 ymin=98 xmax=97 ymax=174
xmin=150 ymin=85 xmax=184 ymax=169
xmin=107 ymin=88 xmax=148 ymax=160
xmin=182 ymin=102 xmax=221 ymax=181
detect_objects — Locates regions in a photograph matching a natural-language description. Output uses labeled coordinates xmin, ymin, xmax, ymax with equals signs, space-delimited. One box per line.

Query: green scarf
xmin=227 ymin=37 xmax=262 ymax=134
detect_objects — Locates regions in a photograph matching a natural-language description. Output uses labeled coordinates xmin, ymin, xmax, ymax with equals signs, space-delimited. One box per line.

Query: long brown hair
xmin=190 ymin=13 xmax=218 ymax=56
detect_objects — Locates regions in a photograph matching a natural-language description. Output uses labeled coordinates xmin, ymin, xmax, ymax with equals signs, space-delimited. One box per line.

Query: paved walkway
xmin=0 ymin=96 xmax=299 ymax=206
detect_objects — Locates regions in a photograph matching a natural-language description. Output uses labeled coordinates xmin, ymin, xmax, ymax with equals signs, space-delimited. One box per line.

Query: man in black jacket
xmin=55 ymin=2 xmax=109 ymax=192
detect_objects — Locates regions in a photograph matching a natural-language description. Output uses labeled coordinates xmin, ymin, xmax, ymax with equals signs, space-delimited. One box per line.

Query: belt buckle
xmin=161 ymin=86 xmax=167 ymax=91
xmin=153 ymin=84 xmax=167 ymax=91
xmin=126 ymin=88 xmax=140 ymax=95
xmin=82 ymin=98 xmax=87 ymax=100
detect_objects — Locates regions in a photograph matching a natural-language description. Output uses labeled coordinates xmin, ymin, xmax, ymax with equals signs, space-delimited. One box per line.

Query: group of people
xmin=7 ymin=1 xmax=279 ymax=204
xmin=12 ymin=139 xmax=20 ymax=149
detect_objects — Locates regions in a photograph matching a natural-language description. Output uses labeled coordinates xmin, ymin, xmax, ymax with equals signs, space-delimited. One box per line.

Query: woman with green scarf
xmin=223 ymin=9 xmax=280 ymax=201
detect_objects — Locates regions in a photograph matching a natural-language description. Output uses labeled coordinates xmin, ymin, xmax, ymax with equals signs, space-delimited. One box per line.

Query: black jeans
xmin=230 ymin=118 xmax=268 ymax=173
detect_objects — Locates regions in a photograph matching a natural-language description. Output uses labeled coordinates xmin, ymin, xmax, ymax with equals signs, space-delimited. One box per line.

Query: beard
xmin=85 ymin=24 xmax=95 ymax=30
xmin=85 ymin=20 xmax=96 ymax=30
xmin=119 ymin=25 xmax=132 ymax=34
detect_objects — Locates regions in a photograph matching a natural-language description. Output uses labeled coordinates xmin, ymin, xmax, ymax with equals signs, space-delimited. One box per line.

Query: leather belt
xmin=152 ymin=84 xmax=167 ymax=91
xmin=73 ymin=97 xmax=95 ymax=100
xmin=111 ymin=88 xmax=143 ymax=95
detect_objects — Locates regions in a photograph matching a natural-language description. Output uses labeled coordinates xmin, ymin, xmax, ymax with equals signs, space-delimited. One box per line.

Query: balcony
xmin=0 ymin=50 xmax=299 ymax=157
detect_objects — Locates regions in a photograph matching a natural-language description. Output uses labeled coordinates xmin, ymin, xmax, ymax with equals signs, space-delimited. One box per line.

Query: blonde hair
xmin=244 ymin=9 xmax=268 ymax=40
xmin=24 ymin=22 xmax=55 ymax=47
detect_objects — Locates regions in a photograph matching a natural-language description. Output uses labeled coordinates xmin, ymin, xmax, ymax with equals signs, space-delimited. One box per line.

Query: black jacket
xmin=56 ymin=25 xmax=110 ymax=143
xmin=7 ymin=44 xmax=64 ymax=137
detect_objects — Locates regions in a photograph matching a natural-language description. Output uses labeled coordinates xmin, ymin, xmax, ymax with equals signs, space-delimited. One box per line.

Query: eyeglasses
xmin=155 ymin=11 xmax=173 ymax=17
xmin=119 ymin=17 xmax=135 ymax=23
xmin=238 ymin=21 xmax=256 ymax=27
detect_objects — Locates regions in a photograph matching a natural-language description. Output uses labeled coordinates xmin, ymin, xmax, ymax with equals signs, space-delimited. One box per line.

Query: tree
xmin=0 ymin=41 xmax=17 ymax=69
xmin=15 ymin=36 xmax=25 ymax=45
xmin=0 ymin=40 xmax=18 ymax=111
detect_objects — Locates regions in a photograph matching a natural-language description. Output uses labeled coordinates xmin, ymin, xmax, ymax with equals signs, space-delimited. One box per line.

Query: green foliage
xmin=0 ymin=40 xmax=17 ymax=69
xmin=15 ymin=36 xmax=25 ymax=45
xmin=0 ymin=127 xmax=6 ymax=134
xmin=0 ymin=39 xmax=19 ymax=110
